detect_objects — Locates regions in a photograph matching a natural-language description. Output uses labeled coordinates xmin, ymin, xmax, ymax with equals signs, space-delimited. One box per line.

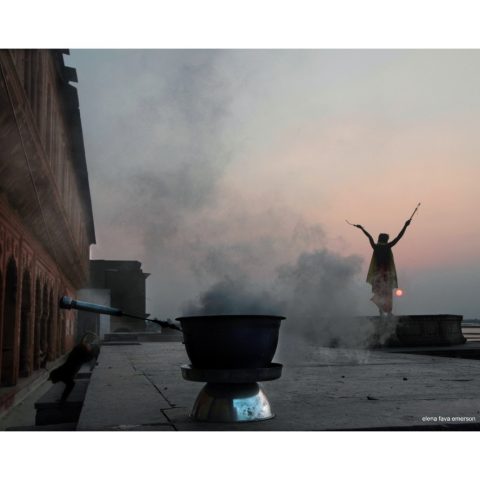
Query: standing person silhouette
xmin=354 ymin=219 xmax=412 ymax=317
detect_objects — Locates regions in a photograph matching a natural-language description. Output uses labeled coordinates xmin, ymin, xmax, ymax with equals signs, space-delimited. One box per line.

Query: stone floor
xmin=76 ymin=340 xmax=480 ymax=431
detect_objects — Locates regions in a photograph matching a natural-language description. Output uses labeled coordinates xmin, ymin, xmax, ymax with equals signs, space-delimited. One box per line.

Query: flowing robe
xmin=366 ymin=243 xmax=398 ymax=313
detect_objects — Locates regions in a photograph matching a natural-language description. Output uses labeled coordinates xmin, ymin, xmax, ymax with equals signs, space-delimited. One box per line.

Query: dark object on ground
xmin=48 ymin=336 xmax=99 ymax=402
xmin=177 ymin=315 xmax=285 ymax=368
xmin=403 ymin=377 xmax=408 ymax=381
xmin=367 ymin=395 xmax=379 ymax=401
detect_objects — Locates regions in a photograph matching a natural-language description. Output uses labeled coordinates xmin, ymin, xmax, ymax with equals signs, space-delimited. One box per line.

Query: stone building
xmin=89 ymin=260 xmax=150 ymax=332
xmin=0 ymin=50 xmax=95 ymax=397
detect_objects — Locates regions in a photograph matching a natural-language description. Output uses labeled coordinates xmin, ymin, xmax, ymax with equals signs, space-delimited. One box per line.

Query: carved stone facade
xmin=0 ymin=49 xmax=95 ymax=396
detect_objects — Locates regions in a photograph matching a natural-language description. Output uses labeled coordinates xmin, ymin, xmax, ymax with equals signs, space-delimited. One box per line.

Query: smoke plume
xmin=183 ymin=245 xmax=390 ymax=353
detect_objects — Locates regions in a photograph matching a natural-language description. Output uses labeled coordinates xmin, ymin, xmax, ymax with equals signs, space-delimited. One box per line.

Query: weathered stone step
xmin=34 ymin=379 xmax=89 ymax=426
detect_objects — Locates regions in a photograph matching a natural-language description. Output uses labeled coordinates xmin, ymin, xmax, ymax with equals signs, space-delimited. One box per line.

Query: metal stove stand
xmin=181 ymin=363 xmax=282 ymax=423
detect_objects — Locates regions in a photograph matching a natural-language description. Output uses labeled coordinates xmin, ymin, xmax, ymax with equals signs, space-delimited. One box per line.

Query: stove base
xmin=190 ymin=382 xmax=274 ymax=423
xmin=181 ymin=363 xmax=282 ymax=423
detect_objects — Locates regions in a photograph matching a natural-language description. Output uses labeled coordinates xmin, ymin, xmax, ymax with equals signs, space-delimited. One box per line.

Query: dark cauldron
xmin=176 ymin=315 xmax=285 ymax=369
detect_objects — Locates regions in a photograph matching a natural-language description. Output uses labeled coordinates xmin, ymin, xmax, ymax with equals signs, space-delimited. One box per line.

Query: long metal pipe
xmin=59 ymin=296 xmax=182 ymax=331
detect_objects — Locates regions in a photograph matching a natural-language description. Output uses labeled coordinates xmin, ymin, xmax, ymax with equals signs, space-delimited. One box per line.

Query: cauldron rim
xmin=176 ymin=314 xmax=285 ymax=321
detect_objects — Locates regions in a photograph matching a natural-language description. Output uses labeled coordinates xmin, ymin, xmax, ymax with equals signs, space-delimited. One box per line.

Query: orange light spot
xmin=395 ymin=289 xmax=404 ymax=297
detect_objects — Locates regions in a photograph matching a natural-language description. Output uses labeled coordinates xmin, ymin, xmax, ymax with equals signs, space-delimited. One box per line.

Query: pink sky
xmin=225 ymin=117 xmax=480 ymax=271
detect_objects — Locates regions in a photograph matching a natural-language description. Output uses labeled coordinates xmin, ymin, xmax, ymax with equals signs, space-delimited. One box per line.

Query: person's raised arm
xmin=389 ymin=219 xmax=411 ymax=247
xmin=355 ymin=224 xmax=375 ymax=248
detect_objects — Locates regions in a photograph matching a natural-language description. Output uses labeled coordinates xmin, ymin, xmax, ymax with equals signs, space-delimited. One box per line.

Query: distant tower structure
xmin=89 ymin=260 xmax=150 ymax=332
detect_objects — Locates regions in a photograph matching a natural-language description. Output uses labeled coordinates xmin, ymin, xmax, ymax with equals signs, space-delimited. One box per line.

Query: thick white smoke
xmin=183 ymin=246 xmax=391 ymax=352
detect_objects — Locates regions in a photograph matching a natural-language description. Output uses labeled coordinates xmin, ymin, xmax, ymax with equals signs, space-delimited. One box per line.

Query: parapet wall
xmin=370 ymin=315 xmax=466 ymax=348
